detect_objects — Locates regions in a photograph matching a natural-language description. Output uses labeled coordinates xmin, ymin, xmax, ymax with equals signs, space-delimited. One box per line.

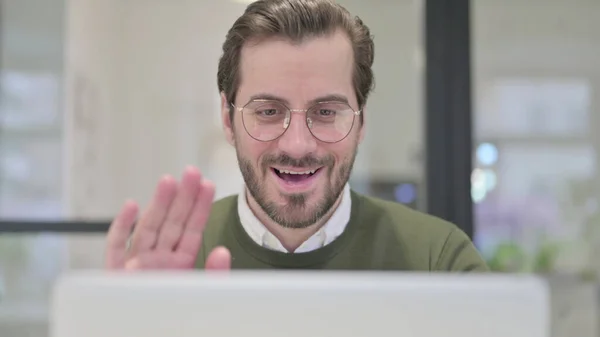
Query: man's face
xmin=221 ymin=31 xmax=365 ymax=229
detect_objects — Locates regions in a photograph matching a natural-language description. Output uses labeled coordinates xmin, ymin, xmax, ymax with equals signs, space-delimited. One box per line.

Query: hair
xmin=217 ymin=0 xmax=375 ymax=119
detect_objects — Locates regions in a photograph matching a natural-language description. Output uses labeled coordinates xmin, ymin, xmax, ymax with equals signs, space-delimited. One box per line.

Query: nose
xmin=276 ymin=112 xmax=317 ymax=158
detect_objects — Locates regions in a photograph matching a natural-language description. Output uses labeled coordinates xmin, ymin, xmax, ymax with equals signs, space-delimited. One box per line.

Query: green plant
xmin=486 ymin=239 xmax=563 ymax=274
xmin=532 ymin=241 xmax=561 ymax=274
xmin=486 ymin=242 xmax=528 ymax=272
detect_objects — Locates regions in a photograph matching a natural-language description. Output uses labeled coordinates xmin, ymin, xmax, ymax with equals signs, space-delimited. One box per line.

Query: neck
xmin=245 ymin=189 xmax=344 ymax=252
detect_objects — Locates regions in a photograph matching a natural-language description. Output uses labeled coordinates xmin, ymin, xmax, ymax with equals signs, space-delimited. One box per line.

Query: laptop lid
xmin=50 ymin=271 xmax=550 ymax=337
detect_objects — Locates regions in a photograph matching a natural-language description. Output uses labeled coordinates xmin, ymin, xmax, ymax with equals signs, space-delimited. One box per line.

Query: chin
xmin=261 ymin=187 xmax=328 ymax=229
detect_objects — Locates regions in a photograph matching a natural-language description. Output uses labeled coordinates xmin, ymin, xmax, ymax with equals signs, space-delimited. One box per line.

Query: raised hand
xmin=105 ymin=166 xmax=231 ymax=270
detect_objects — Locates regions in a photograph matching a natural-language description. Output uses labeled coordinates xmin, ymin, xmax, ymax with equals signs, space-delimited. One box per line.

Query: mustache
xmin=262 ymin=153 xmax=334 ymax=169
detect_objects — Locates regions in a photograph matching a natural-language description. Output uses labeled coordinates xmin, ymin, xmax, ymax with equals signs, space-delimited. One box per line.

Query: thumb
xmin=205 ymin=246 xmax=232 ymax=270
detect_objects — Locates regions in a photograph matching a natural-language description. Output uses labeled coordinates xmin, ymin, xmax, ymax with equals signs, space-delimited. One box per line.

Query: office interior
xmin=0 ymin=0 xmax=599 ymax=336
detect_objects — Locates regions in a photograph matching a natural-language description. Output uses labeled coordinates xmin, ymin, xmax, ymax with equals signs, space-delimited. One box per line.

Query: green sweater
xmin=196 ymin=190 xmax=489 ymax=271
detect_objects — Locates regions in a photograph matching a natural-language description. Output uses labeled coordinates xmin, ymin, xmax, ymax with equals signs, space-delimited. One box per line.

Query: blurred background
xmin=0 ymin=0 xmax=599 ymax=336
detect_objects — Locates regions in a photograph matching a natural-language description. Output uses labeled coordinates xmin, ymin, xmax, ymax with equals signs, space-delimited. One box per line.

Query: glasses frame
xmin=230 ymin=99 xmax=362 ymax=143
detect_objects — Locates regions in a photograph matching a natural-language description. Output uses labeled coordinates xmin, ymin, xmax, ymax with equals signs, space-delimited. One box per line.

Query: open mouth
xmin=271 ymin=167 xmax=322 ymax=183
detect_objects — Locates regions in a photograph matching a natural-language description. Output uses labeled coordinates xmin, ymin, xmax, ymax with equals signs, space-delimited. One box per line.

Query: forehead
xmin=237 ymin=30 xmax=356 ymax=107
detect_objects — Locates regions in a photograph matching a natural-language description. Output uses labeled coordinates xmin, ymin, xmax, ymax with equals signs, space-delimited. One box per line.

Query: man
xmin=105 ymin=0 xmax=489 ymax=271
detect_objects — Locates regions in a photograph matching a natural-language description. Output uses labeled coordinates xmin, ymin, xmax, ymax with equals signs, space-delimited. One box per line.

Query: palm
xmin=124 ymin=251 xmax=197 ymax=270
xmin=105 ymin=167 xmax=231 ymax=270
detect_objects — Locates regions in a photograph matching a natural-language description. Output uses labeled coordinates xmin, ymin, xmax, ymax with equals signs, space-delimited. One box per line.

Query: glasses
xmin=231 ymin=99 xmax=361 ymax=143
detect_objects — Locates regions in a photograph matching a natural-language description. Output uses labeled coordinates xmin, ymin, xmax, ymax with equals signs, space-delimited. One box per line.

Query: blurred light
xmin=470 ymin=168 xmax=497 ymax=203
xmin=471 ymin=168 xmax=487 ymax=203
xmin=482 ymin=169 xmax=497 ymax=191
xmin=471 ymin=168 xmax=485 ymax=188
xmin=471 ymin=186 xmax=487 ymax=203
xmin=476 ymin=142 xmax=498 ymax=166
xmin=394 ymin=183 xmax=417 ymax=204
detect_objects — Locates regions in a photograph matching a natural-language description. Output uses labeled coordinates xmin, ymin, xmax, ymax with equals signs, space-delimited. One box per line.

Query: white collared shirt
xmin=237 ymin=184 xmax=352 ymax=253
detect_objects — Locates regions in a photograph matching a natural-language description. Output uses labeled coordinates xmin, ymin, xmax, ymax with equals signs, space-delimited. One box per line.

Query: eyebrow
xmin=247 ymin=93 xmax=350 ymax=107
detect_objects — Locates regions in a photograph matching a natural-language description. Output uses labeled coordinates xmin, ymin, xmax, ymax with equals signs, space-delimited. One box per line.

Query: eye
xmin=257 ymin=109 xmax=279 ymax=116
xmin=318 ymin=109 xmax=336 ymax=116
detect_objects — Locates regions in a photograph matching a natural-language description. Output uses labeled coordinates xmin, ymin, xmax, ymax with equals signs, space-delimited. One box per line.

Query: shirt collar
xmin=237 ymin=184 xmax=352 ymax=253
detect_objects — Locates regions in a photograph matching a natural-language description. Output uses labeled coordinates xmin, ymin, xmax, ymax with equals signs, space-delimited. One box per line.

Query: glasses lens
xmin=307 ymin=102 xmax=356 ymax=142
xmin=241 ymin=101 xmax=289 ymax=141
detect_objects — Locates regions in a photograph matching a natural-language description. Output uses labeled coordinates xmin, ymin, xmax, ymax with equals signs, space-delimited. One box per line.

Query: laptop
xmin=50 ymin=271 xmax=550 ymax=337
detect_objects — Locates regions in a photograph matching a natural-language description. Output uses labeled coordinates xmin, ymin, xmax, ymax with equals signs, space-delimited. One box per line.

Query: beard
xmin=236 ymin=148 xmax=357 ymax=229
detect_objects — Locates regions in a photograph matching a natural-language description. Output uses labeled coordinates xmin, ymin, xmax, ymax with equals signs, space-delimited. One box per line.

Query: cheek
xmin=234 ymin=129 xmax=272 ymax=163
xmin=328 ymin=138 xmax=358 ymax=162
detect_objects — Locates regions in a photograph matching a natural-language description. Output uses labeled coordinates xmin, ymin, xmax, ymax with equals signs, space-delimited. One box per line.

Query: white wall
xmin=63 ymin=0 xmax=125 ymax=218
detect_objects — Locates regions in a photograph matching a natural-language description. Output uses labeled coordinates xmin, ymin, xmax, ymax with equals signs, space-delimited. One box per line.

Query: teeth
xmin=276 ymin=169 xmax=316 ymax=175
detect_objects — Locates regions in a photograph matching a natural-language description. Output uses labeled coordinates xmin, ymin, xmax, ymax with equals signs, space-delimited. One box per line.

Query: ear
xmin=221 ymin=92 xmax=235 ymax=146
xmin=358 ymin=106 xmax=366 ymax=144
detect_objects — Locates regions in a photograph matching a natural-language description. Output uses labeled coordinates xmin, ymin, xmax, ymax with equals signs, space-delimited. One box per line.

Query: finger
xmin=105 ymin=200 xmax=139 ymax=269
xmin=176 ymin=178 xmax=216 ymax=257
xmin=155 ymin=167 xmax=202 ymax=250
xmin=124 ymin=256 xmax=144 ymax=270
xmin=129 ymin=176 xmax=177 ymax=254
xmin=205 ymin=246 xmax=232 ymax=270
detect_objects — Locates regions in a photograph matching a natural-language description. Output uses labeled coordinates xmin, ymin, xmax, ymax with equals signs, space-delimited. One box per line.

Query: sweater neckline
xmin=229 ymin=190 xmax=364 ymax=268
